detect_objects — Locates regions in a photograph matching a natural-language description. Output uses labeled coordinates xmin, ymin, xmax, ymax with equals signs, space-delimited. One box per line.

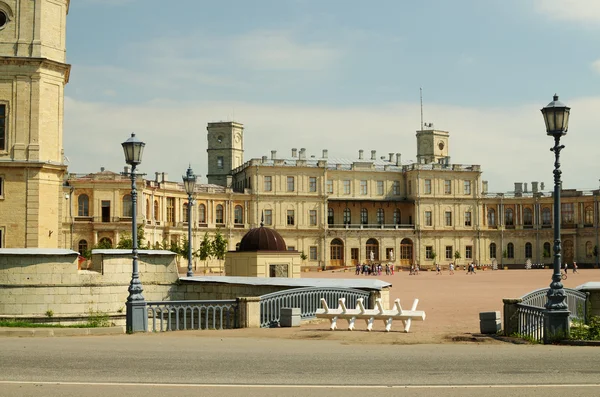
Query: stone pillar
xmin=502 ymin=298 xmax=522 ymax=336
xmin=238 ymin=297 xmax=261 ymax=328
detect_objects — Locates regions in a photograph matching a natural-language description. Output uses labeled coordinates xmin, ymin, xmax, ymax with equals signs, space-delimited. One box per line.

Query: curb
xmin=0 ymin=326 xmax=125 ymax=337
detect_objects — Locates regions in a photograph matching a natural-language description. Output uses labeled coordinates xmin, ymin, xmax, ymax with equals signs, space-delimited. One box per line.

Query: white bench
xmin=315 ymin=297 xmax=426 ymax=332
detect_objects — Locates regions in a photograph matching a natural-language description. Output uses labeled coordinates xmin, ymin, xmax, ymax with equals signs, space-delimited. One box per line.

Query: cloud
xmin=534 ymin=0 xmax=600 ymax=25
xmin=63 ymin=95 xmax=600 ymax=192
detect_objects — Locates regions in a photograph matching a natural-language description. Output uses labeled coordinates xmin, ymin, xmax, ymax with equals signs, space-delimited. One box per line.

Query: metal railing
xmin=516 ymin=303 xmax=545 ymax=342
xmin=259 ymin=287 xmax=371 ymax=328
xmin=146 ymin=300 xmax=238 ymax=332
xmin=520 ymin=287 xmax=588 ymax=321
xmin=329 ymin=223 xmax=415 ymax=230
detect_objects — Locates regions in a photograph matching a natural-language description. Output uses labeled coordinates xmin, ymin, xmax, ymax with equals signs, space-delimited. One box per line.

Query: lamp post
xmin=541 ymin=94 xmax=571 ymax=342
xmin=182 ymin=165 xmax=197 ymax=277
xmin=122 ymin=133 xmax=147 ymax=333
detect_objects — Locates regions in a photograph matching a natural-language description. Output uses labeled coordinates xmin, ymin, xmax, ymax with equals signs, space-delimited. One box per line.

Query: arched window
xmin=505 ymin=209 xmax=514 ymax=226
xmin=487 ymin=209 xmax=496 ymax=226
xmin=330 ymin=238 xmax=344 ymax=263
xmin=153 ymin=200 xmax=159 ymax=220
xmin=489 ymin=242 xmax=497 ymax=259
xmin=199 ymin=203 xmax=206 ymax=223
xmin=98 ymin=237 xmax=112 ymax=248
xmin=328 ymin=207 xmax=334 ymax=225
xmin=343 ymin=208 xmax=351 ymax=225
xmin=586 ymin=241 xmax=593 ymax=257
xmin=360 ymin=208 xmax=368 ymax=225
xmin=366 ymin=238 xmax=379 ymax=261
xmin=393 ymin=209 xmax=401 ymax=225
xmin=523 ymin=208 xmax=533 ymax=226
xmin=216 ymin=204 xmax=224 ymax=224
xmin=78 ymin=239 xmax=88 ymax=255
xmin=377 ymin=208 xmax=384 ymax=225
xmin=78 ymin=194 xmax=89 ymax=217
xmin=543 ymin=242 xmax=551 ymax=258
xmin=585 ymin=206 xmax=594 ymax=224
xmin=525 ymin=242 xmax=532 ymax=258
xmin=234 ymin=205 xmax=243 ymax=224
xmin=507 ymin=242 xmax=514 ymax=259
xmin=122 ymin=194 xmax=132 ymax=217
xmin=542 ymin=208 xmax=551 ymax=225
xmin=183 ymin=202 xmax=189 ymax=223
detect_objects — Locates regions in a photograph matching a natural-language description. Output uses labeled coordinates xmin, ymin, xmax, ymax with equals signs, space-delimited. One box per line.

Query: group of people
xmin=564 ymin=261 xmax=579 ymax=274
xmin=355 ymin=263 xmax=395 ymax=276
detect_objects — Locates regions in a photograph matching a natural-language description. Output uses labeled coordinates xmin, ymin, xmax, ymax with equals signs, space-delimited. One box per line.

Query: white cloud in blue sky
xmin=64 ymin=0 xmax=600 ymax=191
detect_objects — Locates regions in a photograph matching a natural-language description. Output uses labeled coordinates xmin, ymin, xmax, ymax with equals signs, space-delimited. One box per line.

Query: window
xmin=489 ymin=243 xmax=497 ymax=259
xmin=524 ymin=208 xmax=533 ymax=226
xmin=445 ymin=246 xmax=453 ymax=260
xmin=377 ymin=181 xmax=384 ymax=195
xmin=287 ymin=209 xmax=295 ymax=226
xmin=360 ymin=208 xmax=368 ymax=225
xmin=507 ymin=242 xmax=514 ymax=259
xmin=543 ymin=242 xmax=551 ymax=258
xmin=426 ymin=246 xmax=433 ymax=260
xmin=264 ymin=176 xmax=272 ymax=192
xmin=328 ymin=207 xmax=334 ymax=225
xmin=166 ymin=197 xmax=175 ymax=223
xmin=465 ymin=246 xmax=473 ymax=259
xmin=198 ymin=204 xmax=206 ymax=223
xmin=78 ymin=240 xmax=88 ymax=255
xmin=154 ymin=200 xmax=159 ymax=221
xmin=216 ymin=204 xmax=224 ymax=224
xmin=425 ymin=211 xmax=432 ymax=226
xmin=183 ymin=202 xmax=189 ymax=222
xmin=122 ymin=195 xmax=132 ymax=217
xmin=542 ymin=208 xmax=551 ymax=225
xmin=562 ymin=203 xmax=574 ymax=224
xmin=360 ymin=180 xmax=368 ymax=195
xmin=309 ymin=177 xmax=317 ymax=192
xmin=444 ymin=180 xmax=451 ymax=194
xmin=351 ymin=248 xmax=359 ymax=261
xmin=464 ymin=211 xmax=472 ymax=226
xmin=145 ymin=198 xmax=150 ymax=220
xmin=463 ymin=180 xmax=471 ymax=195
xmin=525 ymin=242 xmax=532 ymax=258
xmin=393 ymin=181 xmax=400 ymax=195
xmin=505 ymin=208 xmax=514 ymax=226
xmin=424 ymin=179 xmax=432 ymax=194
xmin=287 ymin=176 xmax=295 ymax=192
xmin=393 ymin=209 xmax=401 ymax=225
xmin=445 ymin=211 xmax=452 ymax=226
xmin=343 ymin=180 xmax=351 ymax=195
xmin=487 ymin=209 xmax=496 ymax=226
xmin=326 ymin=180 xmax=333 ymax=194
xmin=585 ymin=207 xmax=594 ymax=225
xmin=309 ymin=209 xmax=317 ymax=226
xmin=586 ymin=241 xmax=593 ymax=257
xmin=78 ymin=194 xmax=89 ymax=217
xmin=234 ymin=205 xmax=243 ymax=224
xmin=217 ymin=156 xmax=224 ymax=169
xmin=287 ymin=246 xmax=295 ymax=251
xmin=343 ymin=208 xmax=351 ymax=224
xmin=309 ymin=246 xmax=318 ymax=261
xmin=0 ymin=176 xmax=3 ymax=197
xmin=0 ymin=104 xmax=5 ymax=151
xmin=377 ymin=208 xmax=384 ymax=225
xmin=264 ymin=209 xmax=272 ymax=226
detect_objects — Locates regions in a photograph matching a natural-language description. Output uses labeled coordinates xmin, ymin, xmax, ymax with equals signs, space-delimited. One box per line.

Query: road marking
xmin=1 ymin=381 xmax=599 ymax=389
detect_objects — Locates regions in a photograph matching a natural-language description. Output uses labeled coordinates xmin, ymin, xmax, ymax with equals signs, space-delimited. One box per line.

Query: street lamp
xmin=122 ymin=133 xmax=147 ymax=333
xmin=182 ymin=165 xmax=197 ymax=277
xmin=541 ymin=94 xmax=571 ymax=342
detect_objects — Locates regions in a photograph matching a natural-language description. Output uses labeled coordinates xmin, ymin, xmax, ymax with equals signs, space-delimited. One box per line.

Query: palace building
xmin=0 ymin=1 xmax=599 ymax=271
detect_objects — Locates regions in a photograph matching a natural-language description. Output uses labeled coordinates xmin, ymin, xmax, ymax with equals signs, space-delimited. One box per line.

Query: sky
xmin=64 ymin=0 xmax=600 ymax=192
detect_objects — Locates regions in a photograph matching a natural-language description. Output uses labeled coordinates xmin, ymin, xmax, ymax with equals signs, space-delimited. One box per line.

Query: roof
xmin=180 ymin=276 xmax=391 ymax=291
xmin=0 ymin=248 xmax=79 ymax=255
xmin=238 ymin=226 xmax=287 ymax=252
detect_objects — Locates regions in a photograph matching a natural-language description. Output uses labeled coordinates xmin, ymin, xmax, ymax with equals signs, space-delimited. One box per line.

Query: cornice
xmin=0 ymin=57 xmax=71 ymax=84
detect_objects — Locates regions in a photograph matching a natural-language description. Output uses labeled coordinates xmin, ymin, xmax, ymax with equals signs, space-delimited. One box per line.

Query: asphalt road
xmin=1 ymin=334 xmax=599 ymax=396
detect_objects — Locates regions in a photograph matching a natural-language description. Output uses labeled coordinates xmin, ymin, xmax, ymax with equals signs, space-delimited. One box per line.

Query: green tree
xmin=116 ymin=225 xmax=146 ymax=249
xmin=95 ymin=239 xmax=113 ymax=250
xmin=197 ymin=232 xmax=213 ymax=273
xmin=212 ymin=230 xmax=228 ymax=275
xmin=454 ymin=250 xmax=461 ymax=261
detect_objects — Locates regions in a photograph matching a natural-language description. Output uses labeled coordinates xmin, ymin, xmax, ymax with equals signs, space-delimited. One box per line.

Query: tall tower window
xmin=78 ymin=194 xmax=89 ymax=217
xmin=0 ymin=104 xmax=5 ymax=151
xmin=217 ymin=156 xmax=224 ymax=169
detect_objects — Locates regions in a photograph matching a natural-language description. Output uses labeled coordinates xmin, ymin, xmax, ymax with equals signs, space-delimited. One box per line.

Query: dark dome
xmin=238 ymin=226 xmax=287 ymax=252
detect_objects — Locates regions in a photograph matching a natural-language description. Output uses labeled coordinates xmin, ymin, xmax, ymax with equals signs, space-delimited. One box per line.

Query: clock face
xmin=438 ymin=141 xmax=445 ymax=150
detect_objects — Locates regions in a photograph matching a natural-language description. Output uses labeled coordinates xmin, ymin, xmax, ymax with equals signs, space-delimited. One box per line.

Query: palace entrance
xmin=400 ymin=238 xmax=413 ymax=267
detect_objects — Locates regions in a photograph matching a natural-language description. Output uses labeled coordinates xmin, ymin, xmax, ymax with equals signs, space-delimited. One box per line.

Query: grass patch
xmin=0 ymin=320 xmax=93 ymax=328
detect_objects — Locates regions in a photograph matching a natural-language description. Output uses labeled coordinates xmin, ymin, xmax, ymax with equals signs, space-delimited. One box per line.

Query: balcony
xmin=329 ymin=223 xmax=415 ymax=230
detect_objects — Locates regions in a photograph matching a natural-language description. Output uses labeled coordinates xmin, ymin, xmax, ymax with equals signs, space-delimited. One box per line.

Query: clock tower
xmin=0 ymin=0 xmax=71 ymax=248
xmin=416 ymin=124 xmax=449 ymax=164
xmin=206 ymin=121 xmax=244 ymax=187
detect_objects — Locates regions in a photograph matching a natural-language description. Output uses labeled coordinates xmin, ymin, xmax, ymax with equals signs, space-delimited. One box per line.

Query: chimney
xmin=100 ymin=167 xmax=105 ymax=172
xmin=292 ymin=148 xmax=297 ymax=158
xmin=322 ymin=149 xmax=328 ymax=159
xmin=532 ymin=181 xmax=539 ymax=193
xmin=155 ymin=172 xmax=160 ymax=183
xmin=359 ymin=150 xmax=364 ymax=160
xmin=388 ymin=153 xmax=394 ymax=162
xmin=261 ymin=156 xmax=267 ymax=163
xmin=395 ymin=153 xmax=401 ymax=166
xmin=371 ymin=150 xmax=376 ymax=160
xmin=299 ymin=148 xmax=306 ymax=159
xmin=540 ymin=182 xmax=545 ymax=191
xmin=524 ymin=183 xmax=528 ymax=193
xmin=514 ymin=182 xmax=523 ymax=196
xmin=482 ymin=181 xmax=488 ymax=194
xmin=162 ymin=172 xmax=168 ymax=183
xmin=271 ymin=150 xmax=277 ymax=160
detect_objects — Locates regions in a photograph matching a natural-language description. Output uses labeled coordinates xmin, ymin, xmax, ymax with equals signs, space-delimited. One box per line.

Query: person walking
xmin=564 ymin=262 xmax=568 ymax=274
xmin=449 ymin=262 xmax=454 ymax=275
xmin=573 ymin=261 xmax=578 ymax=274
xmin=436 ymin=263 xmax=441 ymax=275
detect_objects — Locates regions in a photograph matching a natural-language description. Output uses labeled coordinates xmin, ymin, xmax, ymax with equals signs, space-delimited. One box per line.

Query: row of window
xmin=261 ymin=209 xmax=318 ymax=226
xmin=328 ymin=208 xmax=407 ymax=225
xmin=424 ymin=210 xmax=471 ymax=227
xmin=487 ymin=204 xmax=596 ymax=227
xmin=425 ymin=245 xmax=473 ymax=260
xmin=423 ymin=179 xmax=471 ymax=195
xmin=263 ymin=176 xmax=402 ymax=196
xmin=489 ymin=241 xmax=596 ymax=259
